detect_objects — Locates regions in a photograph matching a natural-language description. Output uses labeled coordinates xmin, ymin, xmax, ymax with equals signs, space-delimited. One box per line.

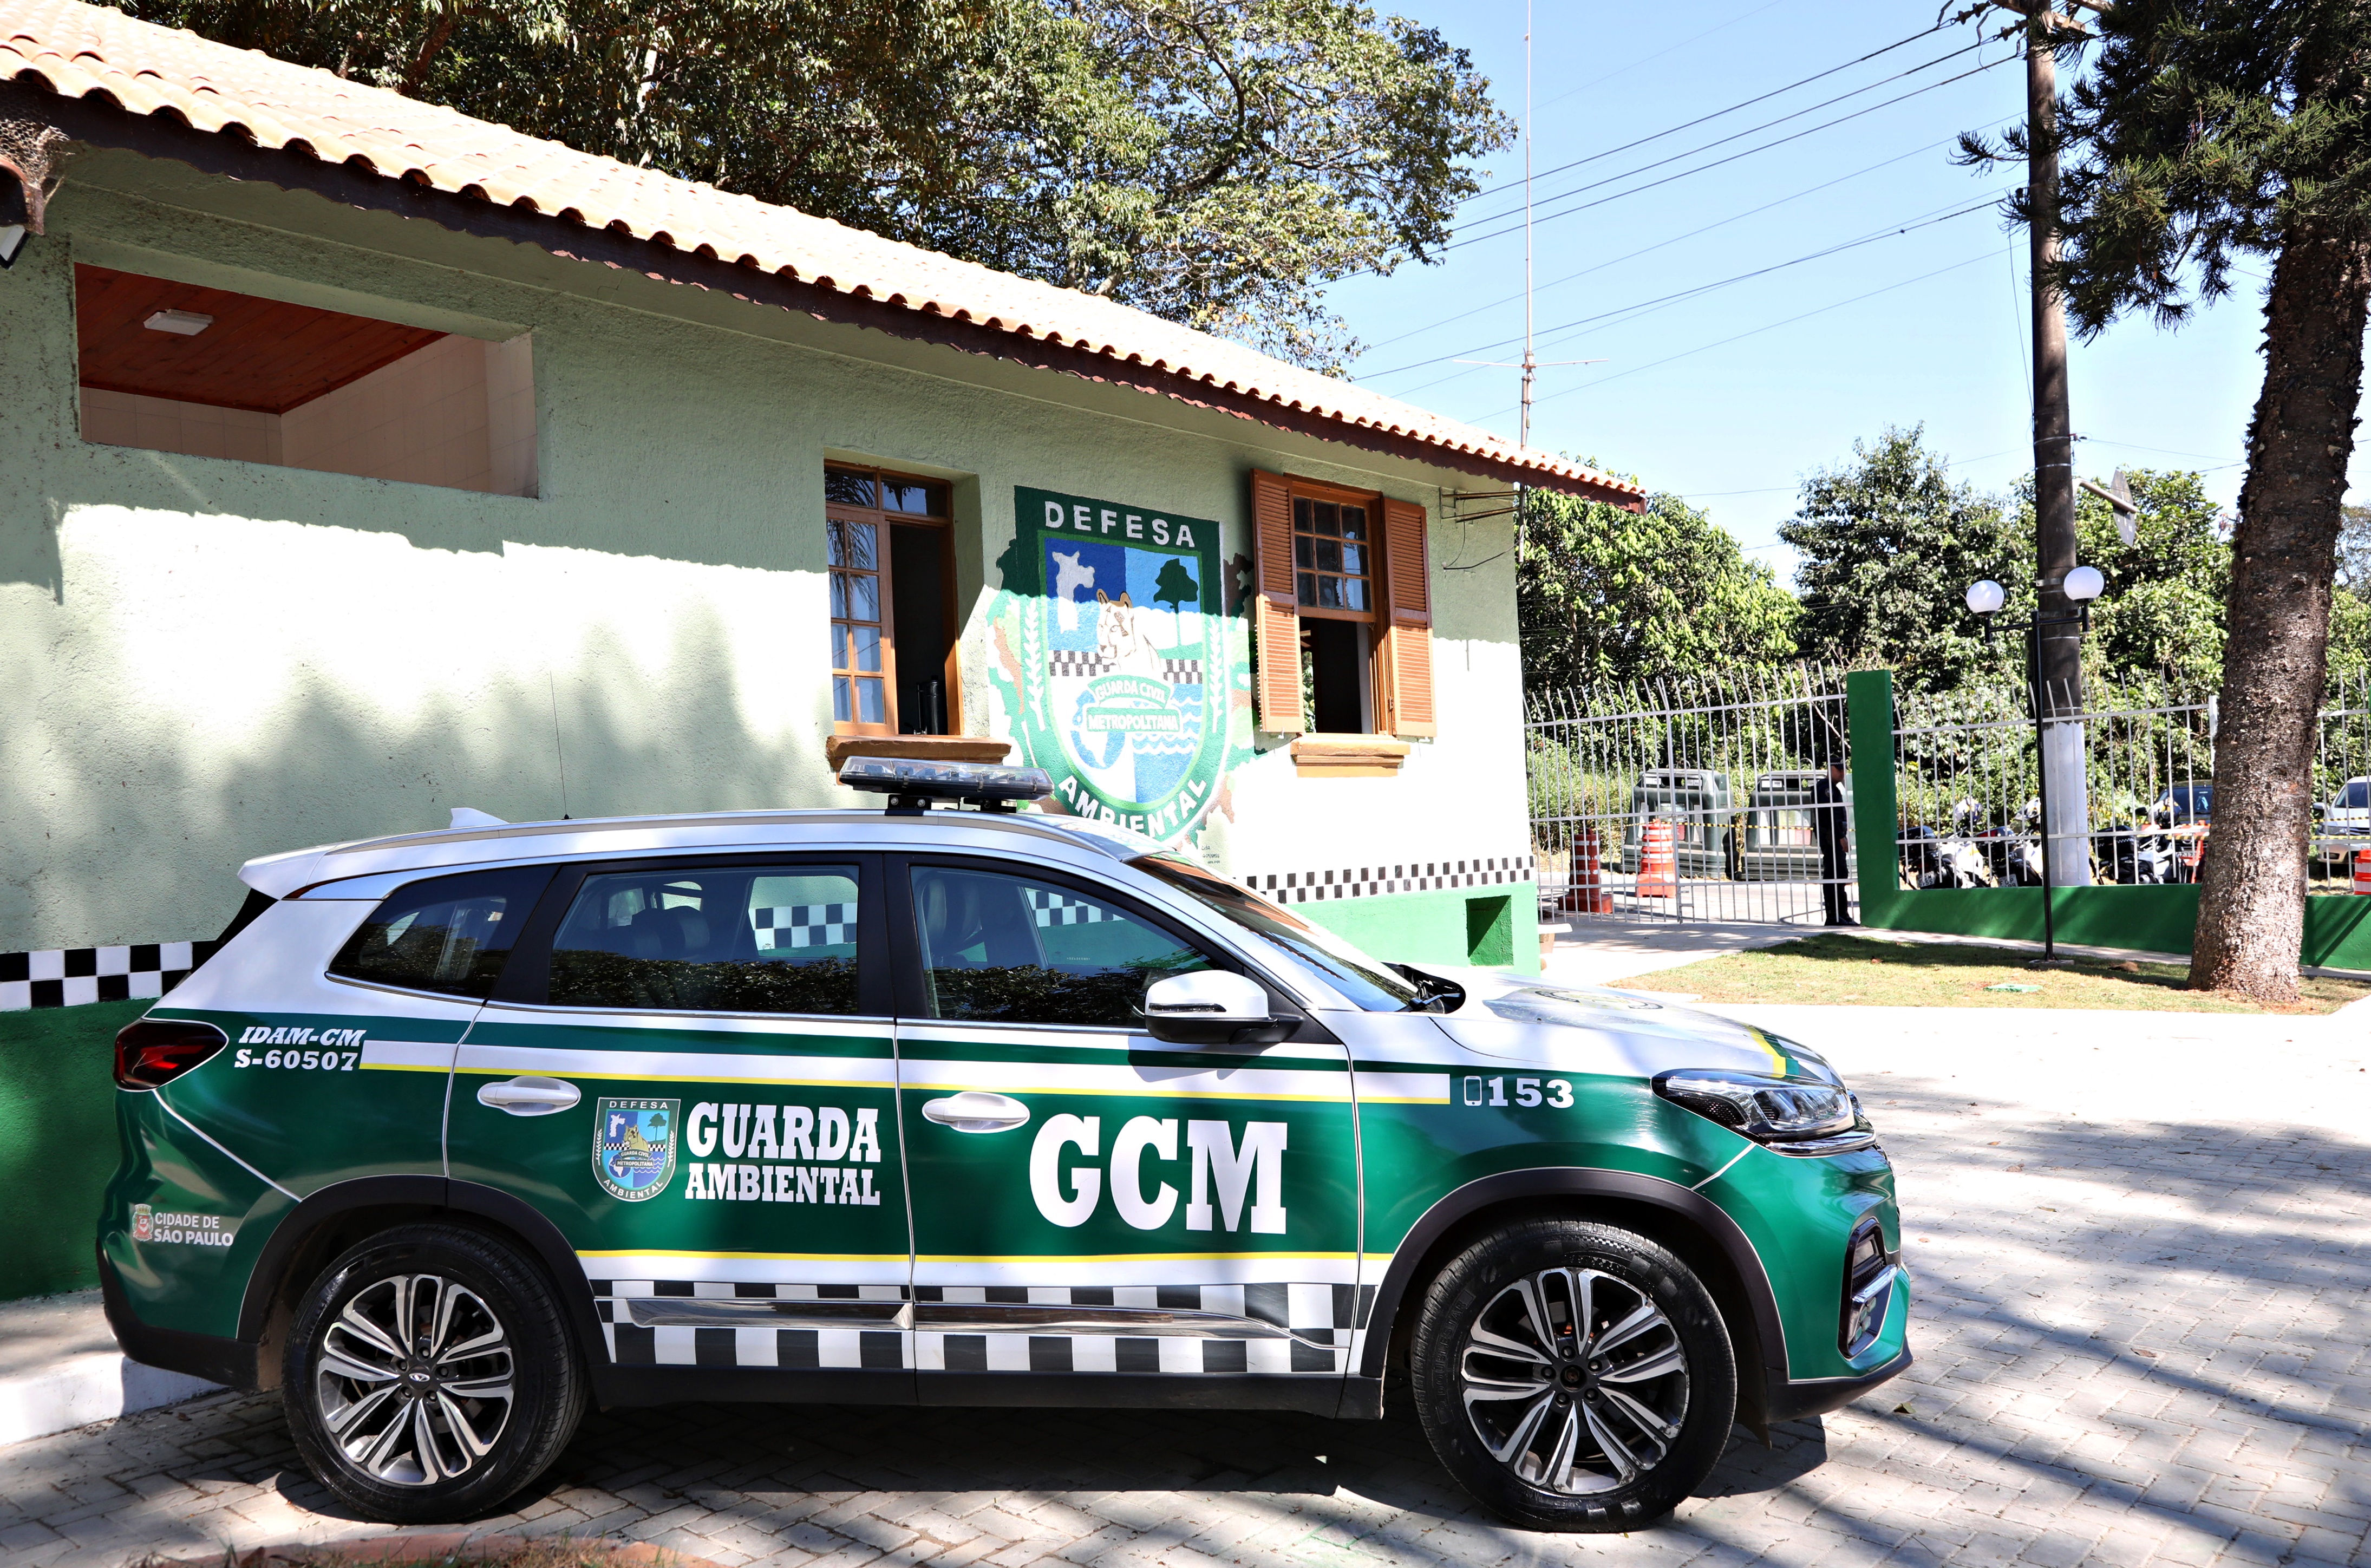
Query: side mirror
xmin=1142 ymin=970 xmax=1299 ymax=1047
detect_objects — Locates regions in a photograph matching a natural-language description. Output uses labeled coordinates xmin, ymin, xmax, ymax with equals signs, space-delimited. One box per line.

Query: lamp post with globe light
xmin=1964 ymin=566 xmax=2106 ymax=959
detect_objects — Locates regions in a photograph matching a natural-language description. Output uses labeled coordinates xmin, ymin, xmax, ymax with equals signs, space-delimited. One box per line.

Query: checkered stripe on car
xmin=586 ymin=1280 xmax=1372 ymax=1373
xmin=750 ymin=903 xmax=856 ymax=950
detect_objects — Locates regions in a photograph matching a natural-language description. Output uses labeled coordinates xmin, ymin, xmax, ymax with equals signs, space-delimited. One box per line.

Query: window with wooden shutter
xmin=1380 ymin=498 xmax=1436 ymax=738
xmin=1250 ymin=469 xmax=1306 ymax=734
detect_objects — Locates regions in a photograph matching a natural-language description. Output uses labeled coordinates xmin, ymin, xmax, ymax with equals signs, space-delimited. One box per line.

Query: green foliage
xmin=2339 ymin=505 xmax=2371 ymax=596
xmin=122 ymin=0 xmax=1509 ymax=371
xmin=1957 ymin=3 xmax=2371 ymax=337
xmin=2059 ymin=468 xmax=2231 ymax=689
xmin=1779 ymin=426 xmax=2026 ymax=693
xmin=1516 ymin=482 xmax=1797 ymax=691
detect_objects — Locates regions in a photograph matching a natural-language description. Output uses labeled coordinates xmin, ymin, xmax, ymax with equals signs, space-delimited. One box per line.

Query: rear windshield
xmin=1130 ymin=857 xmax=1424 ymax=1011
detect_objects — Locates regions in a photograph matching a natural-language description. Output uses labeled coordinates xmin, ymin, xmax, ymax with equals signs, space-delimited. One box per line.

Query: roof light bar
xmin=837 ymin=755 xmax=1053 ymax=814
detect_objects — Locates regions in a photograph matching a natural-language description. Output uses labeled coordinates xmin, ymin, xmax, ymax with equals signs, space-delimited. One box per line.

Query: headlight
xmin=1654 ymin=1069 xmax=1877 ymax=1154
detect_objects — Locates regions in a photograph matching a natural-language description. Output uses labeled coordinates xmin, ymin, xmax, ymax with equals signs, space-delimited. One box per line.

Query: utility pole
xmin=2024 ymin=3 xmax=2091 ymax=887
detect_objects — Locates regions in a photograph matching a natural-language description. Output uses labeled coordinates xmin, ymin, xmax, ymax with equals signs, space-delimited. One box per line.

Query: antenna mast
xmin=1521 ymin=0 xmax=1535 ymax=449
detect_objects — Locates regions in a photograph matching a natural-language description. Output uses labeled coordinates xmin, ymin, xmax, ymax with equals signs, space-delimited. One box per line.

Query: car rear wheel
xmin=1409 ymin=1218 xmax=1736 ymax=1531
xmin=282 ymin=1223 xmax=585 ymax=1523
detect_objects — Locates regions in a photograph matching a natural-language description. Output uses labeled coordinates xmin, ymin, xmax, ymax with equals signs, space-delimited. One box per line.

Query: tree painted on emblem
xmin=1153 ymin=558 xmax=1199 ymax=615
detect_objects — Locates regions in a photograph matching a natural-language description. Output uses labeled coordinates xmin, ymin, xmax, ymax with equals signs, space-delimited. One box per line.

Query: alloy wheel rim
xmin=1458 ymin=1265 xmax=1688 ymax=1495
xmin=315 ymin=1272 xmax=514 ymax=1487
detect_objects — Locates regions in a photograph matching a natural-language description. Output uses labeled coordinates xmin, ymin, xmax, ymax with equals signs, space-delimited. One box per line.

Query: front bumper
xmin=1766 ymin=1344 xmax=1912 ymax=1423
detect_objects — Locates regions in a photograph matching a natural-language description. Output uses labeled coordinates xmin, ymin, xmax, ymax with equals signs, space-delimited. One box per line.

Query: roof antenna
xmin=547 ymin=672 xmax=572 ymax=819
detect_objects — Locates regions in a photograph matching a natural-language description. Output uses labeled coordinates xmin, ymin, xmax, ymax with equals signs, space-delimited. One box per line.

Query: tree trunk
xmin=2191 ymin=220 xmax=2371 ymax=1001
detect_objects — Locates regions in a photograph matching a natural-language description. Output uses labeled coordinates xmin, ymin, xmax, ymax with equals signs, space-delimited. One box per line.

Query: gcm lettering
xmin=1030 ymin=1115 xmax=1287 ymax=1233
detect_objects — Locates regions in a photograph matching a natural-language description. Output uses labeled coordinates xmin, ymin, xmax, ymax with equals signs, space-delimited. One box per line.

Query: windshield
xmin=2339 ymin=781 xmax=2370 ymax=809
xmin=1132 ymin=856 xmax=1438 ymax=1011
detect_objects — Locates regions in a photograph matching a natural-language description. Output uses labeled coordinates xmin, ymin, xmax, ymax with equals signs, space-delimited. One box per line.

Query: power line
xmin=1362 ymin=137 xmax=1963 ymax=359
xmin=1513 ymin=0 xmax=1794 ymax=130
xmin=1365 ymin=192 xmax=2007 ymax=388
xmin=1458 ymin=30 xmax=1977 ymax=228
xmin=1445 ymin=54 xmax=2017 ymax=255
xmin=1502 ymin=248 xmax=2003 ymax=419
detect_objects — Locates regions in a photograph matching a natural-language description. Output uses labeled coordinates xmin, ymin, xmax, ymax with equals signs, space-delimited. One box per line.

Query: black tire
xmin=1408 ymin=1218 xmax=1736 ymax=1531
xmin=282 ymin=1223 xmax=586 ymax=1524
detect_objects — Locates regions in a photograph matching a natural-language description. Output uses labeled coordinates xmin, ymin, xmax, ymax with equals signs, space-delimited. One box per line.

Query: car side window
xmin=546 ymin=864 xmax=863 ymax=1014
xmin=909 ymin=865 xmax=1204 ymax=1028
xmin=329 ymin=866 xmax=551 ymax=997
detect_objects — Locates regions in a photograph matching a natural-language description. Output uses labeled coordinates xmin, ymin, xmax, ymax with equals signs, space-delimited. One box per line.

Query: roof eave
xmin=0 ymin=74 xmax=1647 ymax=508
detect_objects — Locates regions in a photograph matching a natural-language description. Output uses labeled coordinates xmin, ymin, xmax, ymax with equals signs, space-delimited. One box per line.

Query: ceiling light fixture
xmin=144 ymin=309 xmax=215 ymax=335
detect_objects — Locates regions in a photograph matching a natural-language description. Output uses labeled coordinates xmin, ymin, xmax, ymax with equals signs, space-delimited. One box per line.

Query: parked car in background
xmin=2147 ymin=783 xmax=2213 ymax=883
xmin=1737 ymin=771 xmax=1845 ymax=882
xmin=2315 ymin=778 xmax=2370 ymax=871
xmin=1619 ymin=769 xmax=1739 ymax=881
xmin=2150 ymin=783 xmax=2214 ymax=826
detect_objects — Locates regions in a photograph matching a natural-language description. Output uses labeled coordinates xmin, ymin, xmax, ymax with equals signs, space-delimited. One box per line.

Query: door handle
xmin=476 ymin=1076 xmax=581 ymax=1115
xmin=920 ymin=1091 xmax=1030 ymax=1133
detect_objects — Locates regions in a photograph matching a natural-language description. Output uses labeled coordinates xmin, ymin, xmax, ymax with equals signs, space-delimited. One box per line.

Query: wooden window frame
xmin=1286 ymin=476 xmax=1383 ymax=629
xmin=1251 ymin=469 xmax=1435 ymax=749
xmin=826 ymin=465 xmax=962 ymax=741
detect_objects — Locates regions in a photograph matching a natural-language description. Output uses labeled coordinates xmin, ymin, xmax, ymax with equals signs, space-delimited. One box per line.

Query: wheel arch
xmin=236 ymin=1176 xmax=603 ymax=1392
xmin=1362 ymin=1169 xmax=1788 ymax=1433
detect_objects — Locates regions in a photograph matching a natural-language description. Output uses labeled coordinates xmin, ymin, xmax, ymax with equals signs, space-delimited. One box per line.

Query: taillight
xmin=114 ymin=1019 xmax=228 ymax=1089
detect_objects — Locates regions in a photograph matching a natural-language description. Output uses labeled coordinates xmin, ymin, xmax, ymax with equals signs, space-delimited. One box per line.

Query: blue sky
xmin=1321 ymin=0 xmax=2361 ymax=579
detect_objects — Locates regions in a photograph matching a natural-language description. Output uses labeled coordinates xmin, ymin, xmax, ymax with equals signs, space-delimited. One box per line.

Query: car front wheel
xmin=282 ymin=1223 xmax=586 ymax=1523
xmin=1409 ymin=1218 xmax=1737 ymax=1531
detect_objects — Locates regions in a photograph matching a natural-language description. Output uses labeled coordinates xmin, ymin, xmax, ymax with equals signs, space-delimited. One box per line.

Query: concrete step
xmin=0 ymin=1289 xmax=225 ymax=1446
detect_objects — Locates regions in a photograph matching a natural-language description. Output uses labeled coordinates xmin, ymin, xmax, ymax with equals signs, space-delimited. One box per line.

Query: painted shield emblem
xmin=989 ymin=487 xmax=1255 ymax=842
xmin=593 ymin=1097 xmax=680 ymax=1202
xmin=132 ymin=1203 xmax=153 ymax=1242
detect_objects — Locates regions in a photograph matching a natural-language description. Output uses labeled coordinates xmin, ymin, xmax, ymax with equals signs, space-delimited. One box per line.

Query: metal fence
xmin=1889 ymin=669 xmax=2371 ymax=893
xmin=1526 ymin=664 xmax=1855 ymax=925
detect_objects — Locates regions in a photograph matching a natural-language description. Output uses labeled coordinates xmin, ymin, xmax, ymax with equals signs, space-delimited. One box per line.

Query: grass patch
xmin=1621 ymin=932 xmax=2371 ymax=1014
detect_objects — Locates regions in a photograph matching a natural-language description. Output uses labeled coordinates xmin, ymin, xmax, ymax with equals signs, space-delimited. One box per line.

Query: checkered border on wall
xmin=1240 ymin=855 xmax=1534 ymax=905
xmin=1 ymin=942 xmax=219 ymax=1011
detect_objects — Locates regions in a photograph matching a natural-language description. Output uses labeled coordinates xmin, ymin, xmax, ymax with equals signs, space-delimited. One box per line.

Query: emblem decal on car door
xmin=593 ymin=1097 xmax=681 ymax=1201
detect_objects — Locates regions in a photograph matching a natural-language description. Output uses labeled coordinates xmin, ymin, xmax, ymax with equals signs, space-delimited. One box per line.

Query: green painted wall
xmin=1 ymin=999 xmax=144 ymax=1301
xmin=1296 ymin=883 xmax=1542 ymax=975
xmin=1845 ymin=669 xmax=2371 ymax=969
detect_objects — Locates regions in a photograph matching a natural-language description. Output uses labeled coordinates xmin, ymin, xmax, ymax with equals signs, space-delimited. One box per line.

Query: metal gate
xmin=1526 ymin=664 xmax=1854 ymax=924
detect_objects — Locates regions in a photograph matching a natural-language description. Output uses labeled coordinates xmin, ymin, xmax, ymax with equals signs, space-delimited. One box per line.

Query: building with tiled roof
xmin=1 ymin=0 xmax=1635 ymax=1001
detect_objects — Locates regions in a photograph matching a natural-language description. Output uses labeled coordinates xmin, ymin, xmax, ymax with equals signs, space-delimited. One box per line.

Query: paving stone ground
xmin=5 ymin=1004 xmax=2366 ymax=1568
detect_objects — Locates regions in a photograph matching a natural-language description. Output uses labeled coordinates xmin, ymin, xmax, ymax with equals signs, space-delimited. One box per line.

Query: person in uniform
xmin=1814 ymin=759 xmax=1855 ymax=926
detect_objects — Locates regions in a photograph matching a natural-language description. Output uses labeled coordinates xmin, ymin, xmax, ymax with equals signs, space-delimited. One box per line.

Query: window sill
xmin=1290 ymin=735 xmax=1412 ymax=778
xmin=826 ymin=735 xmax=1014 ymax=769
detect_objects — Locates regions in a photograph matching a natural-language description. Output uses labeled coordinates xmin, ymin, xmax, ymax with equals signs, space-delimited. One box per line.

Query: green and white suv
xmin=101 ymin=760 xmax=1909 ymax=1531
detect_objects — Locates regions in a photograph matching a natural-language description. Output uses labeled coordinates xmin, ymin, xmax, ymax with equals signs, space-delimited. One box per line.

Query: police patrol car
xmin=101 ymin=759 xmax=1908 ymax=1532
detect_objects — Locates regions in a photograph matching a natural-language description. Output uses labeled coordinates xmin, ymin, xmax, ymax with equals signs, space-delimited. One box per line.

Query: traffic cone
xmin=2353 ymin=847 xmax=2371 ymax=896
xmin=1638 ymin=818 xmax=1678 ymax=898
xmin=1564 ymin=826 xmax=1613 ymax=913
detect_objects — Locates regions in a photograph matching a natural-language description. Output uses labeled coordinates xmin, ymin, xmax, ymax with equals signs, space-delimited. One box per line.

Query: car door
xmin=447 ymin=853 xmax=911 ymax=1395
xmin=890 ymin=854 xmax=1360 ymax=1400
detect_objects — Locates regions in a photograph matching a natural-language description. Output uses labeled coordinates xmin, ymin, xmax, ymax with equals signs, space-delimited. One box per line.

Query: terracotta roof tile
xmin=3 ymin=0 xmax=1643 ymax=498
